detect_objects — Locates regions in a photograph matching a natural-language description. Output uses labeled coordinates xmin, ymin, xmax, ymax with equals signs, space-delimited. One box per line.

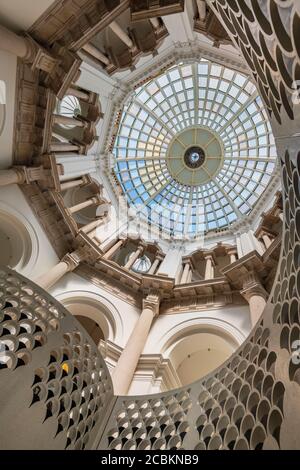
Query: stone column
xmin=50 ymin=142 xmax=82 ymax=153
xmin=0 ymin=24 xmax=34 ymax=61
xmin=180 ymin=261 xmax=190 ymax=284
xmin=82 ymin=43 xmax=110 ymax=66
xmin=196 ymin=0 xmax=207 ymax=20
xmin=53 ymin=115 xmax=86 ymax=128
xmin=34 ymin=252 xmax=80 ymax=290
xmin=241 ymin=273 xmax=268 ymax=326
xmin=68 ymin=196 xmax=100 ymax=214
xmin=112 ymin=292 xmax=160 ymax=395
xmin=0 ymin=168 xmax=26 ymax=186
xmin=261 ymin=232 xmax=273 ymax=249
xmin=109 ymin=21 xmax=133 ymax=48
xmin=80 ymin=218 xmax=105 ymax=234
xmin=124 ymin=244 xmax=145 ymax=270
xmin=148 ymin=254 xmax=163 ymax=275
xmin=228 ymin=249 xmax=238 ymax=264
xmin=150 ymin=17 xmax=160 ymax=29
xmin=103 ymin=239 xmax=125 ymax=260
xmin=204 ymin=254 xmax=214 ymax=280
xmin=60 ymin=176 xmax=88 ymax=191
xmin=66 ymin=86 xmax=90 ymax=102
xmin=0 ymin=166 xmax=46 ymax=186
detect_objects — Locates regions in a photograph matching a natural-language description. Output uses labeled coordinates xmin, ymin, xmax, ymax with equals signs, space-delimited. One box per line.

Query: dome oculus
xmin=184 ymin=147 xmax=205 ymax=169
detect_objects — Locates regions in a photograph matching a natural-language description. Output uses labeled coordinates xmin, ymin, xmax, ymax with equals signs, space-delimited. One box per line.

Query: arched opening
xmin=75 ymin=315 xmax=104 ymax=345
xmin=164 ymin=326 xmax=239 ymax=386
xmin=0 ymin=208 xmax=33 ymax=271
xmin=59 ymin=296 xmax=117 ymax=349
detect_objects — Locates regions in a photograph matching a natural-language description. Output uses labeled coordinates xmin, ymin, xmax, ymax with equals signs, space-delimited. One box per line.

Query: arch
xmin=74 ymin=315 xmax=105 ymax=346
xmin=152 ymin=316 xmax=245 ymax=386
xmin=0 ymin=201 xmax=39 ymax=276
xmin=54 ymin=290 xmax=124 ymax=344
xmin=156 ymin=316 xmax=246 ymax=354
xmin=164 ymin=327 xmax=239 ymax=386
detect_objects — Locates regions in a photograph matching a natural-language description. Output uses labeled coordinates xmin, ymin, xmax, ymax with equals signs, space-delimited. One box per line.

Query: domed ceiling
xmin=113 ymin=59 xmax=277 ymax=237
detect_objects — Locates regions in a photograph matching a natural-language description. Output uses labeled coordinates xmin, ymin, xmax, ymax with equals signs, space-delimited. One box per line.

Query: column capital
xmin=143 ymin=291 xmax=161 ymax=317
xmin=241 ymin=272 xmax=268 ymax=302
xmin=26 ymin=36 xmax=59 ymax=73
xmin=204 ymin=252 xmax=215 ymax=263
xmin=155 ymin=252 xmax=165 ymax=262
xmin=62 ymin=252 xmax=81 ymax=271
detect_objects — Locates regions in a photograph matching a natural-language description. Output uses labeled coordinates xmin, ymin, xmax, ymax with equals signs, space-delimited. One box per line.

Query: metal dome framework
xmin=114 ymin=60 xmax=277 ymax=236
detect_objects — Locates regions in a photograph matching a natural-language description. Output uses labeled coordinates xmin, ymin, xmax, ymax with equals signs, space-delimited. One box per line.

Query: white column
xmin=53 ymin=115 xmax=86 ymax=128
xmin=148 ymin=255 xmax=162 ymax=275
xmin=0 ymin=24 xmax=33 ymax=60
xmin=180 ymin=262 xmax=190 ymax=284
xmin=50 ymin=142 xmax=81 ymax=153
xmin=80 ymin=218 xmax=105 ymax=234
xmin=109 ymin=21 xmax=133 ymax=48
xmin=112 ymin=293 xmax=160 ymax=395
xmin=103 ymin=239 xmax=125 ymax=260
xmin=82 ymin=43 xmax=110 ymax=65
xmin=150 ymin=17 xmax=160 ymax=29
xmin=66 ymin=86 xmax=90 ymax=102
xmin=204 ymin=255 xmax=214 ymax=280
xmin=60 ymin=177 xmax=87 ymax=191
xmin=196 ymin=0 xmax=207 ymax=20
xmin=68 ymin=196 xmax=99 ymax=214
xmin=262 ymin=232 xmax=273 ymax=249
xmin=34 ymin=253 xmax=79 ymax=290
xmin=241 ymin=274 xmax=268 ymax=326
xmin=0 ymin=168 xmax=25 ymax=186
xmin=228 ymin=249 xmax=238 ymax=264
xmin=124 ymin=245 xmax=144 ymax=270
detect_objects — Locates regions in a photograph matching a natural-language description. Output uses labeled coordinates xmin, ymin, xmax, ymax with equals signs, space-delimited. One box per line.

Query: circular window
xmin=130 ymin=255 xmax=152 ymax=273
xmin=57 ymin=95 xmax=81 ymax=129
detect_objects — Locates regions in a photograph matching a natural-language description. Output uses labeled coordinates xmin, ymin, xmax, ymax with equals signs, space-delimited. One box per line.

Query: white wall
xmin=0 ymin=184 xmax=58 ymax=277
xmin=145 ymin=304 xmax=251 ymax=355
xmin=0 ymin=50 xmax=17 ymax=169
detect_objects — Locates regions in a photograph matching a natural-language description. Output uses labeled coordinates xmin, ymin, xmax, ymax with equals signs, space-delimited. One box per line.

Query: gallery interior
xmin=0 ymin=0 xmax=299 ymax=450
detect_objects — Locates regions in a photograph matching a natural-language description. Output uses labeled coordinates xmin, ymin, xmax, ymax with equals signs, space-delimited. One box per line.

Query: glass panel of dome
xmin=113 ymin=60 xmax=276 ymax=237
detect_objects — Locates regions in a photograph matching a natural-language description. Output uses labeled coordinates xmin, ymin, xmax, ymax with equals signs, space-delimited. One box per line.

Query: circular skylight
xmin=57 ymin=95 xmax=81 ymax=128
xmin=113 ymin=60 xmax=277 ymax=237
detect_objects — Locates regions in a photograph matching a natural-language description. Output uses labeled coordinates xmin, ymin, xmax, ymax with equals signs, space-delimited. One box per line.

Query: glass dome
xmin=113 ymin=60 xmax=277 ymax=237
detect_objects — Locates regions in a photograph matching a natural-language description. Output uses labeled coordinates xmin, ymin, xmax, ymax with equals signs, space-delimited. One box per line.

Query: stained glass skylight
xmin=113 ymin=60 xmax=277 ymax=237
